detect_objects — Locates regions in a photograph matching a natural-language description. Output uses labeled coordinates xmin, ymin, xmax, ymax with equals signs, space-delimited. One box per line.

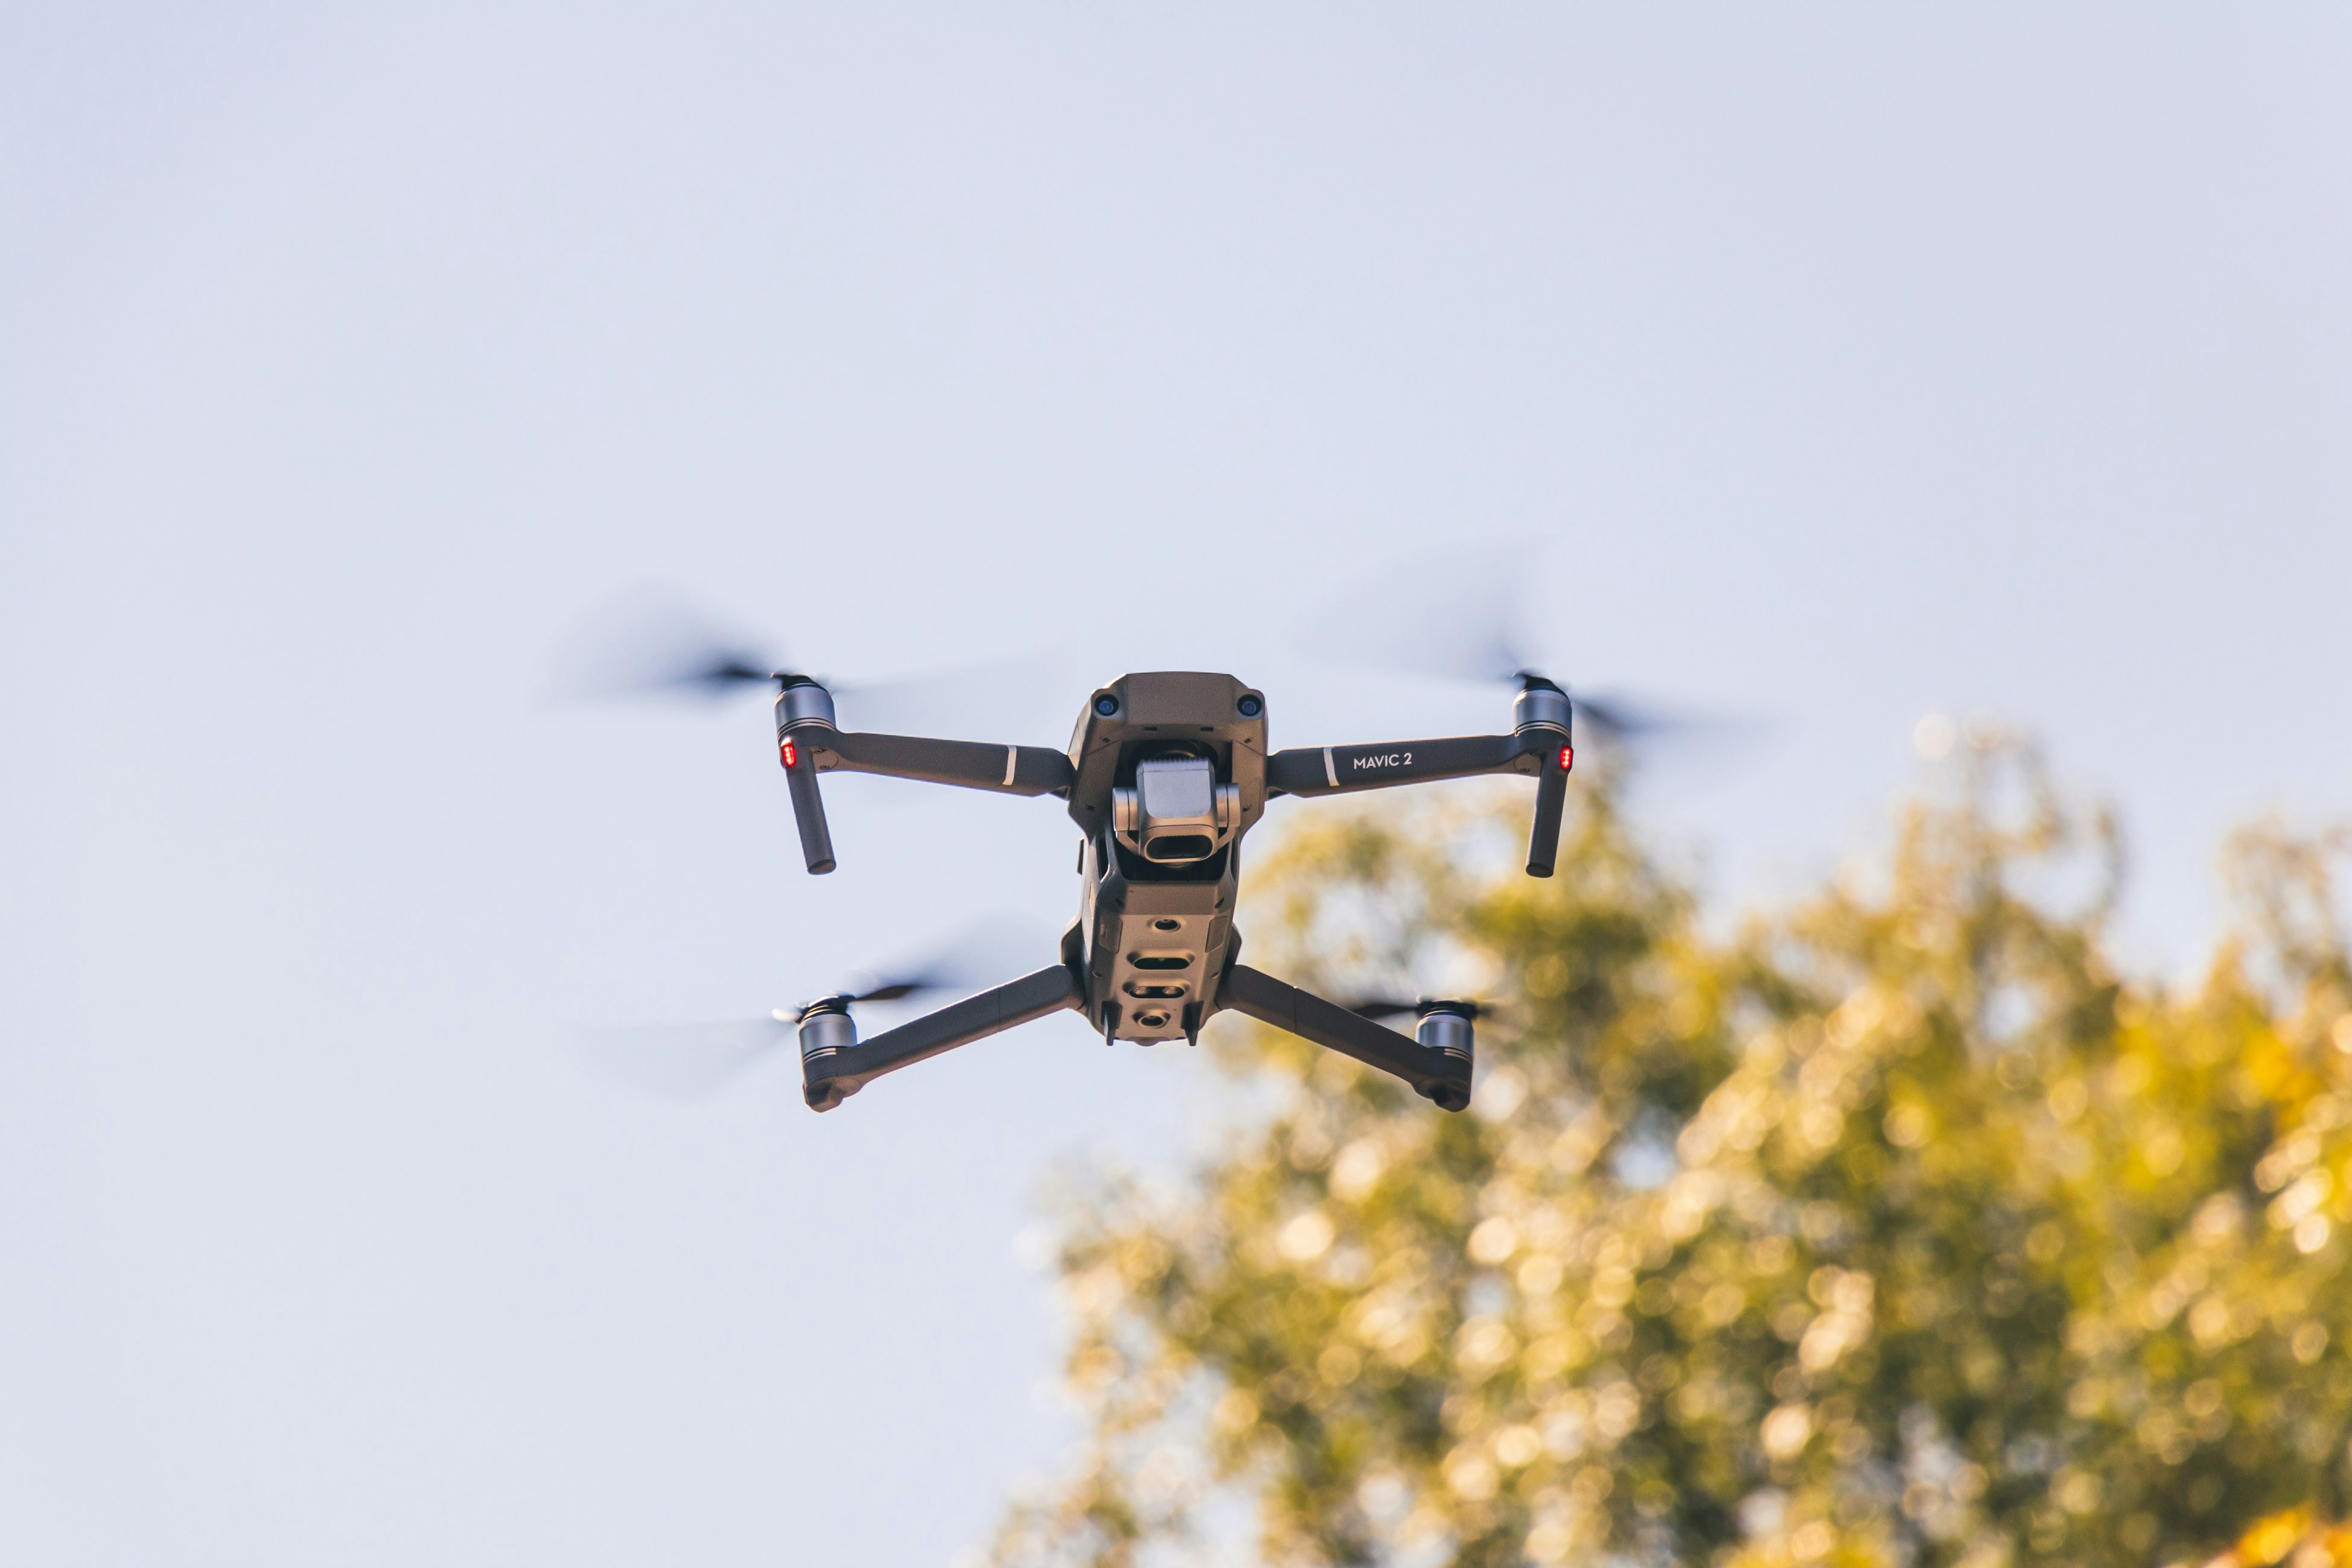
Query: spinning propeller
xmin=1348 ymin=996 xmax=1488 ymax=1023
xmin=1297 ymin=545 xmax=1710 ymax=751
xmin=549 ymin=587 xmax=1061 ymax=738
xmin=548 ymin=589 xmax=789 ymax=700
xmin=574 ymin=918 xmax=1051 ymax=1101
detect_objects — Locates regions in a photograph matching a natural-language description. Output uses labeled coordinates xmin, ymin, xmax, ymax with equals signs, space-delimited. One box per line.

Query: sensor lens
xmin=1145 ymin=833 xmax=1214 ymax=862
xmin=1237 ymin=695 xmax=1262 ymax=717
xmin=1095 ymin=695 xmax=1119 ymax=716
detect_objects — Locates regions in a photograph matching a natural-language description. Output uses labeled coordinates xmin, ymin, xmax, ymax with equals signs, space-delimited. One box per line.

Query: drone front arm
xmin=802 ymin=963 xmax=1084 ymax=1111
xmin=1266 ymin=730 xmax=1573 ymax=878
xmin=1265 ymin=731 xmax=1558 ymax=798
xmin=806 ymin=731 xmax=1076 ymax=798
xmin=1216 ymin=963 xmax=1471 ymax=1111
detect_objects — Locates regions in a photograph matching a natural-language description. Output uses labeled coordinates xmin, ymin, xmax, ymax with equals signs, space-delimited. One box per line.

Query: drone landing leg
xmin=1526 ymin=744 xmax=1570 ymax=877
xmin=782 ymin=737 xmax=836 ymax=874
xmin=803 ymin=964 xmax=1084 ymax=1111
xmin=1216 ymin=964 xmax=1471 ymax=1111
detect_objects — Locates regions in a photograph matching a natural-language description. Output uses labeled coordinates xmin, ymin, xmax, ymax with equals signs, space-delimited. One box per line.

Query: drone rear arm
xmin=808 ymin=732 xmax=1076 ymax=797
xmin=1217 ymin=963 xmax=1471 ymax=1111
xmin=802 ymin=963 xmax=1084 ymax=1111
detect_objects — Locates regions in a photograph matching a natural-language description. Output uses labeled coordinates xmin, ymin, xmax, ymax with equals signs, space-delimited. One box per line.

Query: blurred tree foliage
xmin=989 ymin=737 xmax=2352 ymax=1568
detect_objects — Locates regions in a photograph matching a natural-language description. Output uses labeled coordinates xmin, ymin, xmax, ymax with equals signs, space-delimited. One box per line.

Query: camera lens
xmin=1237 ymin=694 xmax=1262 ymax=717
xmin=1095 ymin=694 xmax=1119 ymax=716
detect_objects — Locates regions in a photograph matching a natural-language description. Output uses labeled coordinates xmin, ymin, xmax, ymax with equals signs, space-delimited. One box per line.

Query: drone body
xmin=774 ymin=669 xmax=1572 ymax=1114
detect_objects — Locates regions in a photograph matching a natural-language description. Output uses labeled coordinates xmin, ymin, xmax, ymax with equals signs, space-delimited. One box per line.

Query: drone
xmin=569 ymin=602 xmax=1591 ymax=1115
xmin=757 ymin=667 xmax=1573 ymax=1114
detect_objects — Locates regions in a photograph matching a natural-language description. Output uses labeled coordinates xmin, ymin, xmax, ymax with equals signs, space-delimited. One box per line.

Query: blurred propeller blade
xmin=1299 ymin=543 xmax=1543 ymax=688
xmin=1347 ymin=997 xmax=1487 ymax=1023
xmin=552 ymin=587 xmax=1072 ymax=744
xmin=574 ymin=1017 xmax=793 ymax=1101
xmin=1573 ymin=692 xmax=1683 ymax=743
xmin=572 ymin=917 xmax=1055 ymax=1102
xmin=1577 ymin=693 xmax=1770 ymax=773
xmin=826 ymin=646 xmax=1072 ymax=744
xmin=1298 ymin=549 xmax=1754 ymax=765
xmin=844 ymin=914 xmax=1057 ymax=1007
xmin=549 ymin=589 xmax=778 ymax=702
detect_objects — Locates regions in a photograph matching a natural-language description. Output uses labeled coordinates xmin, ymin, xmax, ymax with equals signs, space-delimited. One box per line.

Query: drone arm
xmin=808 ymin=731 xmax=1076 ymax=798
xmin=1217 ymin=963 xmax=1470 ymax=1111
xmin=1267 ymin=730 xmax=1573 ymax=879
xmin=802 ymin=963 xmax=1084 ymax=1111
xmin=1264 ymin=730 xmax=1564 ymax=798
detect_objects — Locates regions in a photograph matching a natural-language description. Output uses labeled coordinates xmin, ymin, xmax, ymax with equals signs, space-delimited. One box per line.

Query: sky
xmin=2 ymin=6 xmax=2348 ymax=1563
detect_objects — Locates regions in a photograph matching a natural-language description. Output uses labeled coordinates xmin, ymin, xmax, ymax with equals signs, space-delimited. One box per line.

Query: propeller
xmin=548 ymin=586 xmax=1071 ymax=741
xmin=1294 ymin=546 xmax=1717 ymax=752
xmin=1566 ymin=692 xmax=1687 ymax=747
xmin=573 ymin=1016 xmax=797 ymax=1102
xmin=572 ymin=917 xmax=1054 ymax=1101
xmin=548 ymin=590 xmax=785 ymax=701
xmin=1348 ymin=996 xmax=1487 ymax=1024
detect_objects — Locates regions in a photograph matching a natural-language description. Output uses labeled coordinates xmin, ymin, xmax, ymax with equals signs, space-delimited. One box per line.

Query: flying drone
xmin=575 ymin=605 xmax=1606 ymax=1116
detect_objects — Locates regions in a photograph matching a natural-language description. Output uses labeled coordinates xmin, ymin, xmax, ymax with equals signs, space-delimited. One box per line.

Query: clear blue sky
xmin=4 ymin=7 xmax=2347 ymax=1563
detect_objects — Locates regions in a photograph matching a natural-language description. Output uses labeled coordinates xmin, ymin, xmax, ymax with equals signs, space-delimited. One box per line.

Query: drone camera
xmin=1112 ymin=756 xmax=1241 ymax=865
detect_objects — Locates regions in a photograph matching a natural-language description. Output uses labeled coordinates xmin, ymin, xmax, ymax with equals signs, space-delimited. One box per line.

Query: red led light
xmin=781 ymin=739 xmax=798 ymax=768
xmin=1560 ymin=745 xmax=1574 ymax=771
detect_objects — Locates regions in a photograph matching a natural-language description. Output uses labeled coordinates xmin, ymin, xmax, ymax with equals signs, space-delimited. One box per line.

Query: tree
xmin=988 ymin=736 xmax=2352 ymax=1568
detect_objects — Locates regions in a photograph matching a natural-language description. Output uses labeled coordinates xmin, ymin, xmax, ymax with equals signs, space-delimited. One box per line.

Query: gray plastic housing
xmin=1064 ymin=672 xmax=1268 ymax=1044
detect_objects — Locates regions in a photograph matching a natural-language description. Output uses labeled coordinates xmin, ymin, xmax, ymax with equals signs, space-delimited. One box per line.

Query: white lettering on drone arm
xmin=1323 ymin=747 xmax=1336 ymax=788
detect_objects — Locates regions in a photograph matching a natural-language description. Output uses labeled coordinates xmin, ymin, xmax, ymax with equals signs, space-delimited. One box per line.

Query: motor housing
xmin=796 ymin=998 xmax=857 ymax=1063
xmin=1414 ymin=1002 xmax=1475 ymax=1110
xmin=1512 ymin=678 xmax=1570 ymax=737
xmin=1415 ymin=1002 xmax=1475 ymax=1063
